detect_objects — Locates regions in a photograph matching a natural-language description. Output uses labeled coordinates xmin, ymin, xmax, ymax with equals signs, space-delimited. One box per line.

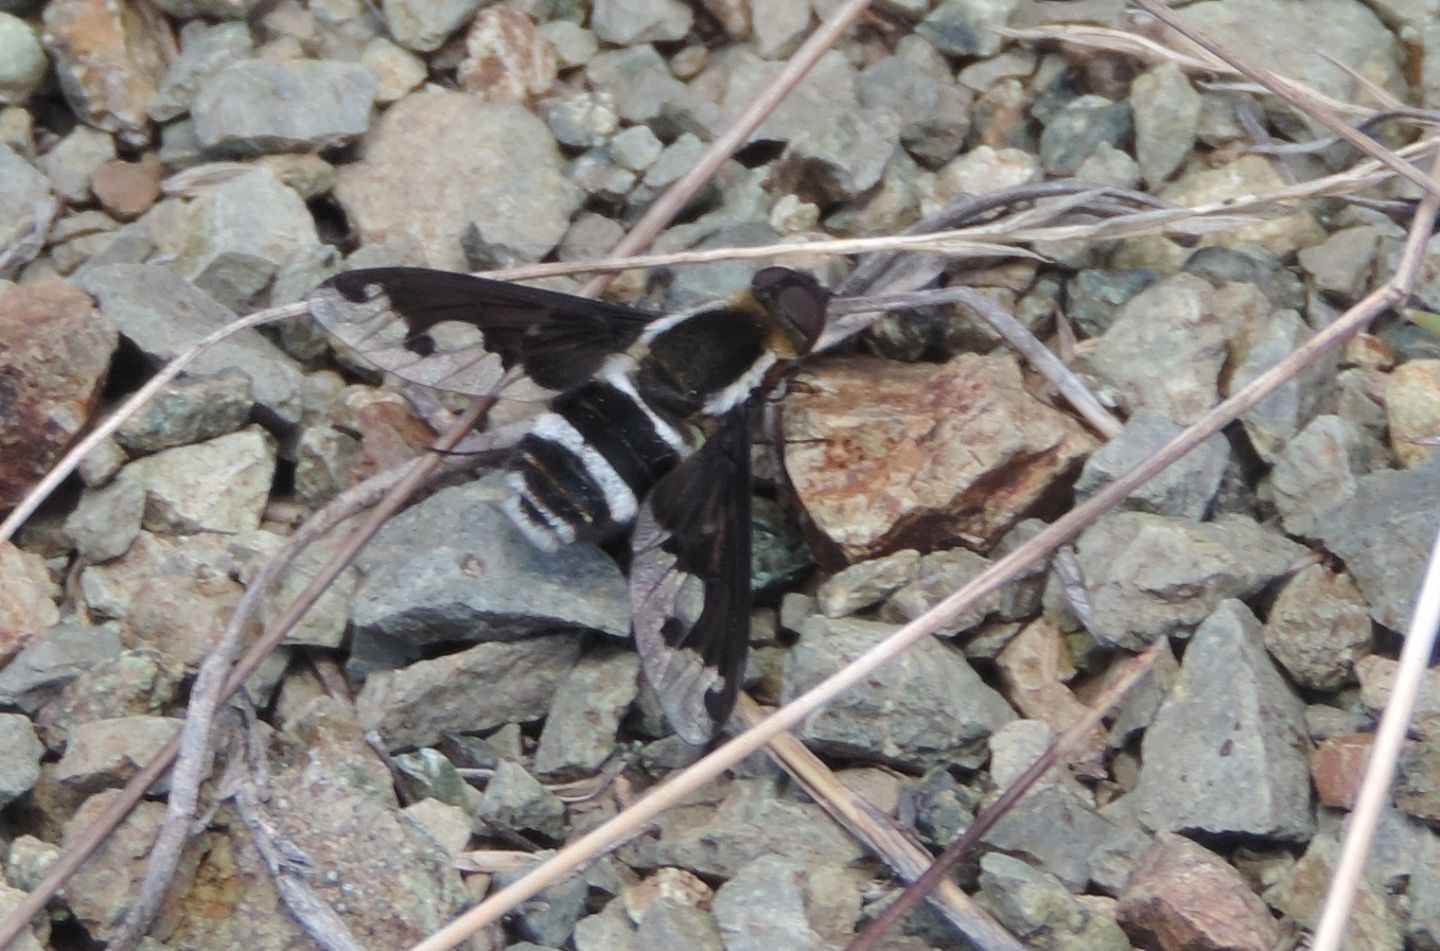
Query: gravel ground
xmin=1 ymin=0 xmax=1439 ymax=949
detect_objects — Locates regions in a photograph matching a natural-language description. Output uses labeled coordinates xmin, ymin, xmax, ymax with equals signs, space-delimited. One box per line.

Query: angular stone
xmin=1263 ymin=563 xmax=1372 ymax=690
xmin=0 ymin=713 xmax=43 ymax=809
xmin=782 ymin=616 xmax=1015 ymax=770
xmin=1074 ymin=410 xmax=1228 ymax=519
xmin=53 ymin=715 xmax=182 ymax=792
xmin=42 ymin=0 xmax=167 ymax=143
xmin=1270 ymin=414 xmax=1369 ymax=538
xmin=1117 ymin=831 xmax=1279 ymax=951
xmin=1129 ymin=62 xmax=1200 ymax=186
xmin=1068 ymin=511 xmax=1307 ymax=650
xmin=335 ymin=90 xmax=581 ymax=270
xmin=532 ymin=647 xmax=640 ymax=780
xmin=1131 ymin=601 xmax=1313 ymax=841
xmin=192 ymin=59 xmax=375 ymax=156
xmin=120 ymin=427 xmax=276 ymax=535
xmin=355 ymin=633 xmax=583 ymax=750
xmin=783 ymin=353 xmax=1097 ymax=559
xmin=0 ymin=280 xmax=116 ymax=509
xmin=346 ymin=480 xmax=628 ymax=671
xmin=978 ymin=853 xmax=1131 ymax=951
xmin=711 ymin=855 xmax=861 ymax=950
xmin=75 ymin=263 xmax=304 ymax=424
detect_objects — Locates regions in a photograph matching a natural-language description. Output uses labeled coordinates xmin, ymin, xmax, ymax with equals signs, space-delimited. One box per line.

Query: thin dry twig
xmin=731 ymin=696 xmax=1023 ymax=951
xmin=1309 ymin=144 xmax=1440 ymax=951
xmin=0 ymin=302 xmax=309 ymax=547
xmin=846 ymin=640 xmax=1169 ymax=951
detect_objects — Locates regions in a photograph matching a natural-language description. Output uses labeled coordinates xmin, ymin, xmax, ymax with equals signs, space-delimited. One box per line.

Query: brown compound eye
xmin=751 ymin=267 xmax=830 ymax=352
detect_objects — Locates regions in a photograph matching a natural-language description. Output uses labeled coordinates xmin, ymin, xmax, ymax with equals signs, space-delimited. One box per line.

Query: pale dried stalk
xmin=1309 ymin=144 xmax=1440 ymax=951
xmin=0 ymin=302 xmax=308 ymax=547
xmin=731 ymin=695 xmax=1023 ymax=951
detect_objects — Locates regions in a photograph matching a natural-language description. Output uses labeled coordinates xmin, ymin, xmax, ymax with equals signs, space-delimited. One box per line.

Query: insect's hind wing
xmin=629 ymin=407 xmax=755 ymax=744
xmin=309 ymin=267 xmax=658 ymax=398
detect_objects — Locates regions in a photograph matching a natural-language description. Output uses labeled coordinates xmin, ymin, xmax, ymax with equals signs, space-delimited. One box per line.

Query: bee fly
xmin=309 ymin=266 xmax=831 ymax=743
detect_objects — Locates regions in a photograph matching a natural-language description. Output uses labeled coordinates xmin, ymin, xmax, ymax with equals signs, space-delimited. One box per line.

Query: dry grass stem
xmin=731 ymin=695 xmax=1024 ymax=950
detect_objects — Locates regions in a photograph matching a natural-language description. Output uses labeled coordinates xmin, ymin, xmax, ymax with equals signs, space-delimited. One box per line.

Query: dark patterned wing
xmin=629 ymin=408 xmax=754 ymax=744
xmin=309 ymin=267 xmax=658 ymax=397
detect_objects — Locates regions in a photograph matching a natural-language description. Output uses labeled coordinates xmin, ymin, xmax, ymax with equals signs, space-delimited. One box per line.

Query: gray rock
xmin=1075 ymin=411 xmax=1229 ymax=519
xmin=816 ymin=549 xmax=920 ymax=617
xmin=1039 ymin=95 xmax=1132 ymax=176
xmin=36 ymin=125 xmax=113 ymax=203
xmin=610 ymin=124 xmax=663 ymax=171
xmin=858 ymin=35 xmax=971 ymax=166
xmin=119 ymin=427 xmax=275 ymax=535
xmin=53 ymin=715 xmax=182 ymax=792
xmin=1269 ymin=414 xmax=1368 ymax=538
xmin=242 ymin=529 xmax=355 ymax=650
xmin=985 ymin=719 xmax=1148 ymax=892
xmin=977 ymin=853 xmax=1132 ymax=951
xmin=64 ymin=476 xmax=144 ymax=562
xmin=1073 ymin=142 xmax=1140 ymax=189
xmin=1298 ymin=224 xmax=1384 ymax=298
xmin=712 ymin=855 xmax=861 ymax=950
xmin=623 ymin=777 xmax=865 ymax=879
xmin=538 ymin=20 xmax=598 ymax=69
xmin=532 ymin=647 xmax=640 ymax=780
xmin=346 ymin=480 xmax=628 ymax=670
xmin=752 ymin=0 xmax=811 ymax=58
xmin=1182 ymin=246 xmax=1304 ymax=312
xmin=169 ymin=166 xmax=324 ymax=311
xmin=0 ymin=141 xmax=50 ymax=257
xmin=356 ymin=633 xmax=583 ymax=749
xmin=781 ymin=616 xmax=1015 ymax=770
xmin=0 ymin=713 xmax=43 ymax=809
xmin=1066 ymin=268 xmax=1157 ymax=338
xmin=1130 ymin=600 xmax=1313 ymax=841
xmin=1129 ymin=62 xmax=1199 ymax=186
xmin=1177 ymin=0 xmax=1404 ymax=137
xmin=335 ymin=91 xmax=581 ymax=270
xmin=361 ymin=36 xmax=426 ymax=104
xmin=402 ymin=798 xmax=472 ymax=856
xmin=0 ymin=13 xmax=45 ymax=105
xmin=478 ymin=759 xmax=567 ymax=841
xmin=1267 ymin=827 xmax=1406 ymax=949
xmin=591 ymin=0 xmax=692 ymax=45
xmin=585 ymin=46 xmax=698 ymax=127
xmin=916 ymin=0 xmax=1019 ymax=57
xmin=636 ymin=897 xmax=724 ymax=951
xmin=46 ymin=647 xmax=183 ymax=746
xmin=148 ymin=21 xmax=253 ymax=122
xmin=880 ymin=548 xmax=1006 ymax=636
xmin=75 ymin=263 xmax=304 ymax=424
xmin=540 ymin=91 xmax=619 ymax=148
xmin=1316 ymin=454 xmax=1440 ymax=632
xmin=193 ymin=59 xmax=374 ymax=155
xmin=77 ymin=532 xmax=245 ymax=668
xmin=1229 ymin=308 xmax=1331 ymax=462
xmin=1084 ymin=274 xmax=1257 ymax=425
xmin=382 ymin=0 xmax=485 ymax=52
xmin=115 ymin=367 xmax=254 ymax=453
xmin=1066 ymin=511 xmax=1308 ymax=650
xmin=0 ymin=619 xmax=122 ymax=713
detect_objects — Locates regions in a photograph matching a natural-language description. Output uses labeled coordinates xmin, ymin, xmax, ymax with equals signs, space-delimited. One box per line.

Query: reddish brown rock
xmin=1117 ymin=831 xmax=1280 ymax=951
xmin=41 ymin=0 xmax=169 ymax=144
xmin=782 ymin=353 xmax=1096 ymax=561
xmin=0 ymin=280 xmax=116 ymax=509
xmin=91 ymin=154 xmax=162 ymax=220
xmin=459 ymin=9 xmax=557 ymax=101
xmin=0 ymin=542 xmax=59 ymax=665
xmin=1310 ymin=733 xmax=1373 ymax=809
